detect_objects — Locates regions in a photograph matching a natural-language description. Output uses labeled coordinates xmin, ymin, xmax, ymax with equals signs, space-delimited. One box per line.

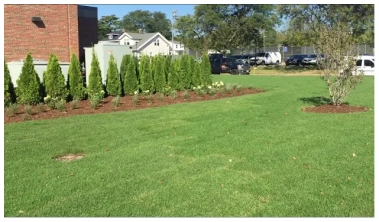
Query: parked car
xmin=235 ymin=59 xmax=251 ymax=75
xmin=250 ymin=52 xmax=281 ymax=66
xmin=301 ymin=54 xmax=325 ymax=66
xmin=209 ymin=53 xmax=224 ymax=74
xmin=355 ymin=55 xmax=375 ymax=76
xmin=285 ymin=54 xmax=308 ymax=67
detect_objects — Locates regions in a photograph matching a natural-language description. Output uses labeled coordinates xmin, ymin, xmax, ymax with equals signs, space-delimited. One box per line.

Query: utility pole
xmin=172 ymin=9 xmax=178 ymax=57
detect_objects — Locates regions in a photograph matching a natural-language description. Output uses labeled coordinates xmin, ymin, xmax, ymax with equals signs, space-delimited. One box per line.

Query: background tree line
xmin=98 ymin=4 xmax=374 ymax=52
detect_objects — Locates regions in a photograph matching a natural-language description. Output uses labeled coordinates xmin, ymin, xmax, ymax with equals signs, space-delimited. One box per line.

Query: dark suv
xmin=285 ymin=54 xmax=307 ymax=67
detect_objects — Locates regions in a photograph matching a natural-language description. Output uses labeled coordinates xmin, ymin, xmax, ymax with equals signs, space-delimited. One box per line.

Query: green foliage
xmin=98 ymin=14 xmax=121 ymax=40
xmin=153 ymin=55 xmax=166 ymax=92
xmin=4 ymin=60 xmax=16 ymax=106
xmin=192 ymin=61 xmax=202 ymax=87
xmin=120 ymin=54 xmax=132 ymax=95
xmin=120 ymin=10 xmax=171 ymax=39
xmin=43 ymin=54 xmax=69 ymax=102
xmin=5 ymin=103 xmax=18 ymax=117
xmin=70 ymin=99 xmax=79 ymax=110
xmin=139 ymin=55 xmax=154 ymax=93
xmin=15 ymin=53 xmax=42 ymax=105
xmin=67 ymin=53 xmax=86 ymax=100
xmin=164 ymin=55 xmax=171 ymax=83
xmin=123 ymin=55 xmax=139 ymax=95
xmin=106 ymin=54 xmax=122 ymax=96
xmin=178 ymin=54 xmax=191 ymax=90
xmin=188 ymin=55 xmax=195 ymax=88
xmin=200 ymin=53 xmax=212 ymax=86
xmin=168 ymin=59 xmax=180 ymax=90
xmin=88 ymin=49 xmax=104 ymax=98
xmin=112 ymin=95 xmax=121 ymax=108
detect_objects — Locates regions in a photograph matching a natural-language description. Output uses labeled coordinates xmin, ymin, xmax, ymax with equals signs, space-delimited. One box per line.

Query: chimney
xmin=138 ymin=29 xmax=143 ymax=34
xmin=122 ymin=28 xmax=125 ymax=33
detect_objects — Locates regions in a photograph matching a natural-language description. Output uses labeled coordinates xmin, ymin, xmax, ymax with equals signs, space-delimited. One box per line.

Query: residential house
xmin=100 ymin=29 xmax=175 ymax=57
xmin=167 ymin=40 xmax=185 ymax=56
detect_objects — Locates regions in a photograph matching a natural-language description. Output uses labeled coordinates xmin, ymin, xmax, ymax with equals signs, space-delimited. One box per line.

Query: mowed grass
xmin=250 ymin=65 xmax=322 ymax=75
xmin=4 ymin=76 xmax=374 ymax=217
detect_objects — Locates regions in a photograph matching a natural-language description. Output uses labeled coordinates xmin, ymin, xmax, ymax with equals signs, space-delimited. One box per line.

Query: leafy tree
xmin=139 ymin=55 xmax=154 ymax=92
xmin=98 ymin=14 xmax=121 ymax=40
xmin=153 ymin=55 xmax=166 ymax=92
xmin=44 ymin=54 xmax=69 ymax=101
xmin=200 ymin=53 xmax=212 ymax=85
xmin=124 ymin=56 xmax=139 ymax=95
xmin=16 ymin=53 xmax=42 ymax=105
xmin=120 ymin=54 xmax=131 ymax=95
xmin=4 ymin=60 xmax=16 ymax=106
xmin=192 ymin=61 xmax=202 ymax=87
xmin=120 ymin=10 xmax=171 ymax=39
xmin=315 ymin=23 xmax=363 ymax=106
xmin=106 ymin=53 xmax=122 ymax=96
xmin=168 ymin=59 xmax=180 ymax=90
xmin=67 ymin=53 xmax=86 ymax=100
xmin=277 ymin=4 xmax=374 ymax=46
xmin=88 ymin=48 xmax=104 ymax=98
xmin=175 ymin=5 xmax=280 ymax=52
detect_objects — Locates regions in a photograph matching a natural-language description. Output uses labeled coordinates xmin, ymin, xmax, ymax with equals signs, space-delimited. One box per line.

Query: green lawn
xmin=250 ymin=65 xmax=322 ymax=75
xmin=4 ymin=76 xmax=374 ymax=217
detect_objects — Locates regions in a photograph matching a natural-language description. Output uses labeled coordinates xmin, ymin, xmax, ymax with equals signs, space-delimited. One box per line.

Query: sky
xmin=84 ymin=4 xmax=197 ymax=21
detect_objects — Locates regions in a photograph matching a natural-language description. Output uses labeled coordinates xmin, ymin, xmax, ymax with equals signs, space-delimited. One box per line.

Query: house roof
xmin=100 ymin=31 xmax=173 ymax=51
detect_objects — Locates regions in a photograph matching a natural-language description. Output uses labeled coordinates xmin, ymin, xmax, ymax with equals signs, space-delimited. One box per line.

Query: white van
xmin=355 ymin=55 xmax=374 ymax=76
xmin=251 ymin=52 xmax=282 ymax=65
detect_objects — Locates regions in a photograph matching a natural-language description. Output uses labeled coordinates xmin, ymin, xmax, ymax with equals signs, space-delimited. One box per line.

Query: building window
xmin=108 ymin=35 xmax=113 ymax=40
xmin=123 ymin=39 xmax=127 ymax=45
xmin=176 ymin=44 xmax=178 ymax=49
xmin=155 ymin=39 xmax=160 ymax=46
xmin=150 ymin=52 xmax=152 ymax=57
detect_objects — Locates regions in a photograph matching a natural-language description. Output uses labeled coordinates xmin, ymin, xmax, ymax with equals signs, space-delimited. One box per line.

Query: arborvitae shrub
xmin=88 ymin=48 xmax=104 ymax=98
xmin=106 ymin=53 xmax=122 ymax=96
xmin=139 ymin=55 xmax=154 ymax=93
xmin=188 ymin=55 xmax=195 ymax=88
xmin=124 ymin=56 xmax=139 ymax=95
xmin=201 ymin=52 xmax=212 ymax=86
xmin=120 ymin=54 xmax=131 ymax=95
xmin=168 ymin=59 xmax=180 ymax=90
xmin=193 ymin=61 xmax=202 ymax=87
xmin=16 ymin=53 xmax=42 ymax=105
xmin=44 ymin=54 xmax=69 ymax=101
xmin=164 ymin=55 xmax=171 ymax=83
xmin=179 ymin=54 xmax=191 ymax=89
xmin=153 ymin=55 xmax=166 ymax=92
xmin=67 ymin=53 xmax=86 ymax=100
xmin=4 ymin=60 xmax=16 ymax=106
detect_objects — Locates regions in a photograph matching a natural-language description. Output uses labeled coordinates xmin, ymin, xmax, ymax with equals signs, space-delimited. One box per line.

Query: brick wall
xmin=4 ymin=4 xmax=80 ymax=62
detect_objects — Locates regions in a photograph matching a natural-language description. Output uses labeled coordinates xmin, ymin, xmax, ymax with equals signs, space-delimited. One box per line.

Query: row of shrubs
xmin=4 ymin=50 xmax=213 ymax=107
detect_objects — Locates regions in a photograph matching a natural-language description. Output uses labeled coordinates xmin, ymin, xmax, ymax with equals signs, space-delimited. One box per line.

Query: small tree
xmin=168 ymin=59 xmax=180 ymax=90
xmin=44 ymin=54 xmax=69 ymax=101
xmin=88 ymin=48 xmax=104 ymax=98
xmin=120 ymin=54 xmax=132 ymax=95
xmin=200 ymin=52 xmax=212 ymax=86
xmin=188 ymin=55 xmax=195 ymax=88
xmin=67 ymin=53 xmax=86 ymax=100
xmin=139 ymin=55 xmax=154 ymax=93
xmin=179 ymin=54 xmax=191 ymax=89
xmin=124 ymin=56 xmax=139 ymax=95
xmin=16 ymin=53 xmax=42 ymax=105
xmin=164 ymin=55 xmax=171 ymax=83
xmin=153 ymin=55 xmax=166 ymax=92
xmin=192 ymin=61 xmax=202 ymax=87
xmin=106 ymin=53 xmax=122 ymax=96
xmin=315 ymin=23 xmax=363 ymax=106
xmin=4 ymin=60 xmax=16 ymax=106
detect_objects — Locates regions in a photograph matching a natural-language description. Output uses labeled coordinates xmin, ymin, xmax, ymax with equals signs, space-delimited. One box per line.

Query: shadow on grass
xmin=298 ymin=96 xmax=349 ymax=106
xmin=261 ymin=65 xmax=321 ymax=73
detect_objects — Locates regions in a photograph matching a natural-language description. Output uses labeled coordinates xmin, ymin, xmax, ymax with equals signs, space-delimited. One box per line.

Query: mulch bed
xmin=302 ymin=104 xmax=370 ymax=113
xmin=4 ymin=88 xmax=266 ymax=124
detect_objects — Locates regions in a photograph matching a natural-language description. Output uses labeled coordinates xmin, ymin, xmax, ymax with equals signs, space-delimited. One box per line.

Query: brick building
xmin=4 ymin=4 xmax=98 ymax=63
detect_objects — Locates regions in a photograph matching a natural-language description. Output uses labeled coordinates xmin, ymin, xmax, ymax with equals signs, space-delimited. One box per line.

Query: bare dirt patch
xmin=302 ymin=104 xmax=369 ymax=113
xmin=54 ymin=154 xmax=86 ymax=162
